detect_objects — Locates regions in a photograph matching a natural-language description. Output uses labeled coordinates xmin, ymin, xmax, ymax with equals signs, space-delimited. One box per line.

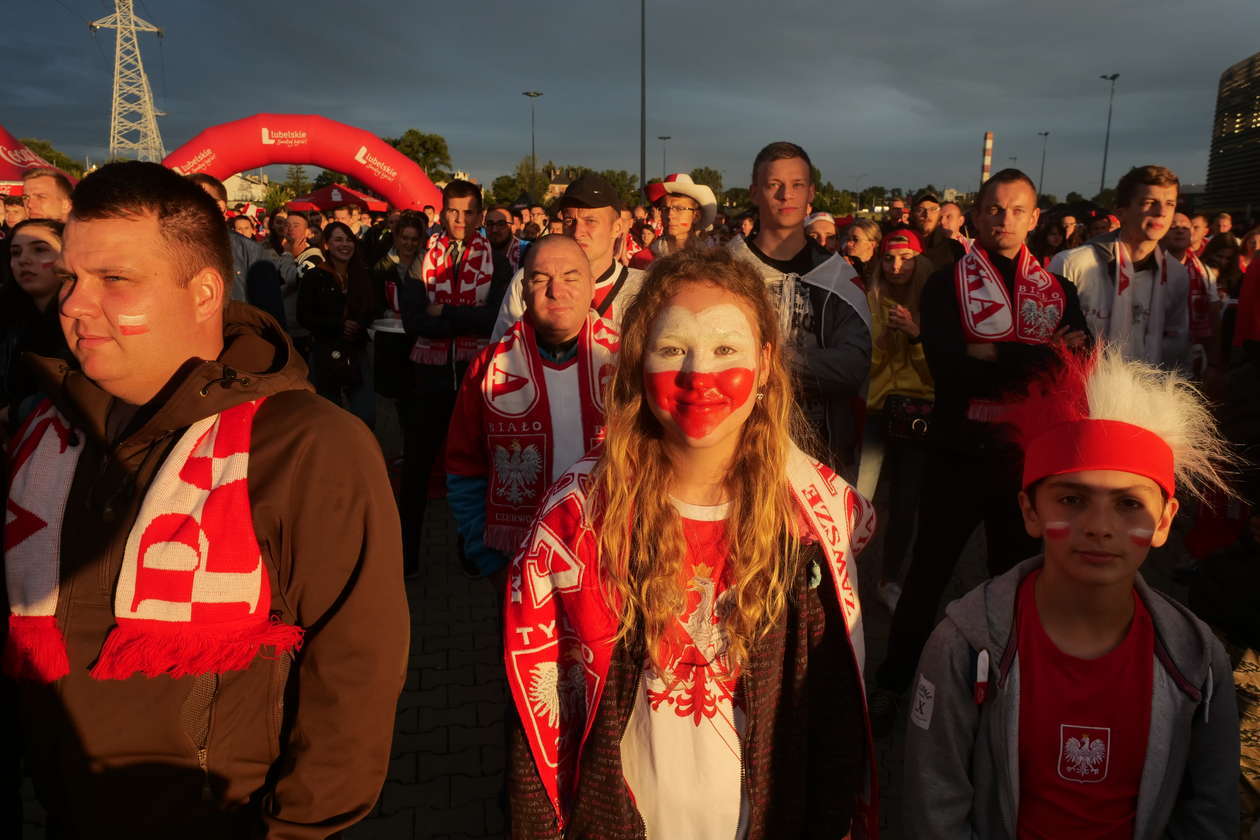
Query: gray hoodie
xmin=903 ymin=556 xmax=1239 ymax=839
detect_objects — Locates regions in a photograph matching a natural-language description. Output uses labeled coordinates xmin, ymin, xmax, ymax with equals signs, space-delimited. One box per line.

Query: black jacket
xmin=919 ymin=249 xmax=1090 ymax=455
xmin=399 ymin=257 xmax=511 ymax=393
xmin=918 ymin=225 xmax=966 ymax=273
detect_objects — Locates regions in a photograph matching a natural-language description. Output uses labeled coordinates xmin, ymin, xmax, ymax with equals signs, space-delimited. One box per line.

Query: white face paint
xmin=1128 ymin=527 xmax=1154 ymax=548
xmin=643 ymin=302 xmax=759 ymax=441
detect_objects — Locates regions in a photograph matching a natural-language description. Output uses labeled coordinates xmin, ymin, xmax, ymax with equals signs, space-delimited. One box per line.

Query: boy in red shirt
xmin=903 ymin=347 xmax=1240 ymax=838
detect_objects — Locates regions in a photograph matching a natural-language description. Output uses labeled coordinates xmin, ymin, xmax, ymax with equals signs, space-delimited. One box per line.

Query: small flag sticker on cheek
xmin=1044 ymin=521 xmax=1071 ymax=540
xmin=117 ymin=313 xmax=149 ymax=336
xmin=1128 ymin=528 xmax=1154 ymax=548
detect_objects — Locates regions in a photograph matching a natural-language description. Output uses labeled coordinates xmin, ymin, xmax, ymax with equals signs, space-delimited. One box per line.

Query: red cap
xmin=881 ymin=229 xmax=923 ymax=255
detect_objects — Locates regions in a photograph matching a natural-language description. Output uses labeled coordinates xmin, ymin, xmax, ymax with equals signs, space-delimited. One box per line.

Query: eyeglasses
xmin=662 ymin=205 xmax=697 ymax=215
xmin=486 ymin=220 xmax=511 ymax=227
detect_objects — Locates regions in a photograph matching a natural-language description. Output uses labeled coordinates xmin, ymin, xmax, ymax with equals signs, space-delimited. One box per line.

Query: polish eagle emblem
xmin=1020 ymin=299 xmax=1062 ymax=340
xmin=494 ymin=440 xmax=542 ymax=504
xmin=1063 ymin=735 xmax=1107 ymax=776
xmin=527 ymin=659 xmax=587 ymax=728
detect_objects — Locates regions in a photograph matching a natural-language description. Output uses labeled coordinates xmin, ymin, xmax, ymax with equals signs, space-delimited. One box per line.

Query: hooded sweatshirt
xmin=902 ymin=556 xmax=1239 ymax=839
xmin=4 ymin=303 xmax=409 ymax=839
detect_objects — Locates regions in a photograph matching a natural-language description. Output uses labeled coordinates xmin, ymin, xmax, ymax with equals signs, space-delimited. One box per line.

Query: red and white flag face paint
xmin=117 ymin=313 xmax=150 ymax=336
xmin=1128 ymin=527 xmax=1154 ymax=548
xmin=1044 ymin=521 xmax=1071 ymax=541
xmin=644 ymin=303 xmax=758 ymax=443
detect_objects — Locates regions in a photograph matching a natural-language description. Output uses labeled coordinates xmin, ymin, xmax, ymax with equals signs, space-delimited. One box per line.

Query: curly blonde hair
xmin=592 ymin=246 xmax=813 ymax=670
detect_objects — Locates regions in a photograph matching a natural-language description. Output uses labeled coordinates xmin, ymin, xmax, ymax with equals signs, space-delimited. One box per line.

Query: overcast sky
xmin=4 ymin=0 xmax=1256 ymax=199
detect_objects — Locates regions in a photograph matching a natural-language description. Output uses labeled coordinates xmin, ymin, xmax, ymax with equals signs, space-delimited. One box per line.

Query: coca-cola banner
xmin=163 ymin=113 xmax=441 ymax=210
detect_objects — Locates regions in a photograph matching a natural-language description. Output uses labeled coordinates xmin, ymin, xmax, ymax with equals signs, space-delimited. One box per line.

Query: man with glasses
xmin=911 ymin=190 xmax=965 ymax=271
xmin=631 ymin=172 xmax=716 ymax=267
xmin=484 ymin=204 xmax=523 ymax=280
xmin=20 ymin=167 xmax=73 ymax=222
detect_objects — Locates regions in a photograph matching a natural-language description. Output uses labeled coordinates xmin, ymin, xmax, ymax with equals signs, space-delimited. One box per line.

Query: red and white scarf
xmin=1109 ymin=237 xmax=1168 ymax=351
xmin=381 ymin=248 xmax=418 ymax=315
xmin=504 ymin=445 xmax=880 ymax=836
xmin=506 ymin=235 xmax=523 ymax=274
xmin=621 ymin=231 xmax=642 ymax=265
xmin=410 ymin=230 xmax=495 ymax=365
xmin=456 ymin=314 xmax=617 ymax=554
xmin=1181 ymin=250 xmax=1213 ymax=341
xmin=955 ymin=244 xmax=1066 ymax=344
xmin=4 ymin=399 xmax=303 ymax=683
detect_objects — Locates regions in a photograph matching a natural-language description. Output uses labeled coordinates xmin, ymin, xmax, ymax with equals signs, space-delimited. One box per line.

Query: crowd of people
xmin=0 ymin=143 xmax=1257 ymax=839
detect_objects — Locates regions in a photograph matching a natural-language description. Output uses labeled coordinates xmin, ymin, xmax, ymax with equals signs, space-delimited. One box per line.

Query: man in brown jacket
xmin=2 ymin=161 xmax=409 ymax=838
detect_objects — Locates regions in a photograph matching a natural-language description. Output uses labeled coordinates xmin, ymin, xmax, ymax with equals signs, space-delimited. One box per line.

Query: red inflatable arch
xmin=163 ymin=113 xmax=441 ymax=210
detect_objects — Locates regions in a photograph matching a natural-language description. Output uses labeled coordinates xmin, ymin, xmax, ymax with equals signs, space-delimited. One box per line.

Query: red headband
xmin=881 ymin=230 xmax=923 ymax=255
xmin=1022 ymin=419 xmax=1176 ymax=497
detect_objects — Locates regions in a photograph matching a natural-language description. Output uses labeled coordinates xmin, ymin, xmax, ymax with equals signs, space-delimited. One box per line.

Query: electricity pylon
xmin=90 ymin=1 xmax=165 ymax=162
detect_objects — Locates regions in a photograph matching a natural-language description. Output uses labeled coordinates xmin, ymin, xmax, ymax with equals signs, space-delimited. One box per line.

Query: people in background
xmin=298 ymin=221 xmax=378 ymax=428
xmin=856 ymin=229 xmax=935 ymax=614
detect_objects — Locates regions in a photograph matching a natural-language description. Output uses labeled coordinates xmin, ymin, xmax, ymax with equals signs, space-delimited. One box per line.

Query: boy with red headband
xmin=902 ymin=347 xmax=1240 ymax=838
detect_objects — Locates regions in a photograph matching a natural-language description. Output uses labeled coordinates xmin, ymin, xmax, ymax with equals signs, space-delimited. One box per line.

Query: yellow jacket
xmin=866 ymin=289 xmax=934 ymax=410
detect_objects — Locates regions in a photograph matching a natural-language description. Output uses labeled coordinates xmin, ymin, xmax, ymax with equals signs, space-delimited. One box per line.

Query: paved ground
xmin=21 ymin=400 xmax=1195 ymax=838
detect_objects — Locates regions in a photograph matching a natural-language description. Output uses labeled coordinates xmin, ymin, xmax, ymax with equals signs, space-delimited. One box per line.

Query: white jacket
xmin=1050 ymin=233 xmax=1189 ymax=367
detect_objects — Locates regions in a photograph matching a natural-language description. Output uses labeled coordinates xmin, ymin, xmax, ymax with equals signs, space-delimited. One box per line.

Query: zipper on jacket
xmin=736 ymin=658 xmax=753 ymax=838
xmin=270 ymin=649 xmax=292 ymax=747
xmin=197 ymin=674 xmax=219 ymax=802
xmin=180 ymin=672 xmax=220 ymax=802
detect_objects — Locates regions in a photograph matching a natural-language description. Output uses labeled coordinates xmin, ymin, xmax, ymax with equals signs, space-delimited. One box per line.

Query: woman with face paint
xmin=297 ymin=221 xmax=379 ymax=427
xmin=0 ymin=218 xmax=71 ymax=429
xmin=855 ymin=229 xmax=935 ymax=614
xmin=506 ymin=247 xmax=880 ymax=839
xmin=902 ymin=347 xmax=1242 ymax=839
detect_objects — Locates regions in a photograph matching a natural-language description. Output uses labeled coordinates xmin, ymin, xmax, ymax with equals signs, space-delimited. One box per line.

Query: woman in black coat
xmin=298 ymin=220 xmax=380 ymax=427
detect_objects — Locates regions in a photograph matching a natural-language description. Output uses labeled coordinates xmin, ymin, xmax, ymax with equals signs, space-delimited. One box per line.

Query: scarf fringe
xmin=485 ymin=524 xmax=528 ymax=556
xmin=90 ymin=618 xmax=304 ymax=681
xmin=3 ymin=615 xmax=70 ymax=682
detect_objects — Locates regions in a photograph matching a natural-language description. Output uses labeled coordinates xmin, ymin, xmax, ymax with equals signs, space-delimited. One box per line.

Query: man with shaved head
xmin=445 ymin=234 xmax=618 ymax=587
xmin=491 ymin=173 xmax=644 ymax=340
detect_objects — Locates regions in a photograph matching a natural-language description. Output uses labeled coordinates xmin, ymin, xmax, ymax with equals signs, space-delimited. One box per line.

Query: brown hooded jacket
xmin=6 ymin=303 xmax=409 ymax=839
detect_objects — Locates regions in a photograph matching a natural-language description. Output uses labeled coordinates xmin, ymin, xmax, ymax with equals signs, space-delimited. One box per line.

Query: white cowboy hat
xmin=645 ymin=173 xmax=718 ymax=230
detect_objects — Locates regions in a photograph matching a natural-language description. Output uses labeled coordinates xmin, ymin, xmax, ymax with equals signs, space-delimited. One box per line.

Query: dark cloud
xmin=3 ymin=0 xmax=1254 ymax=199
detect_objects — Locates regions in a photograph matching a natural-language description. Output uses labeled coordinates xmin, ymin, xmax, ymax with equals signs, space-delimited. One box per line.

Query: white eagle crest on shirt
xmin=494 ymin=440 xmax=542 ymax=504
xmin=1063 ymin=735 xmax=1107 ymax=776
xmin=527 ymin=659 xmax=586 ymax=728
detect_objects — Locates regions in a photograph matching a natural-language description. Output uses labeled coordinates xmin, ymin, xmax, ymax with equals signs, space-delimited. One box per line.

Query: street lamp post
xmin=1099 ymin=73 xmax=1119 ymax=194
xmin=640 ymin=0 xmax=646 ymax=195
xmin=1036 ymin=131 xmax=1050 ymax=199
xmin=523 ymin=90 xmax=543 ymax=198
xmin=658 ymin=135 xmax=671 ymax=179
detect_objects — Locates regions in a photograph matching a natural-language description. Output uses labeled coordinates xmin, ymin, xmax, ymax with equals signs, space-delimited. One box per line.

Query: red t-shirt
xmin=1016 ymin=570 xmax=1154 ymax=839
